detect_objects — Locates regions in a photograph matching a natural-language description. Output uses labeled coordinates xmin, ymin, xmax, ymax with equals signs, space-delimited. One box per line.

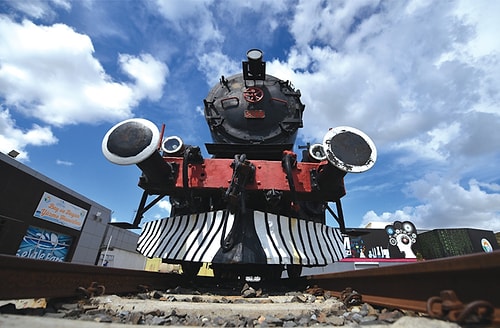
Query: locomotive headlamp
xmin=243 ymin=48 xmax=266 ymax=80
xmin=322 ymin=126 xmax=377 ymax=173
xmin=162 ymin=135 xmax=184 ymax=156
xmin=102 ymin=118 xmax=160 ymax=165
xmin=247 ymin=49 xmax=263 ymax=61
xmin=309 ymin=143 xmax=327 ymax=162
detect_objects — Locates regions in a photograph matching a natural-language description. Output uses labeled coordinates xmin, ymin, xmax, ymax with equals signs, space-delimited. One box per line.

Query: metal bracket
xmin=427 ymin=290 xmax=494 ymax=324
xmin=77 ymin=282 xmax=105 ymax=298
xmin=111 ymin=192 xmax=167 ymax=229
xmin=225 ymin=154 xmax=255 ymax=213
xmin=340 ymin=287 xmax=363 ymax=307
xmin=326 ymin=200 xmax=346 ymax=234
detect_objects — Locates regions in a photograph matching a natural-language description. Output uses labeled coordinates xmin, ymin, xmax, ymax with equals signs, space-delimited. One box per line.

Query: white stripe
xmin=150 ymin=215 xmax=179 ymax=258
xmin=272 ymin=214 xmax=291 ymax=263
xmin=137 ymin=218 xmax=154 ymax=245
xmin=182 ymin=212 xmax=210 ymax=261
xmin=140 ymin=219 xmax=167 ymax=257
xmin=253 ymin=211 xmax=344 ymax=265
xmin=319 ymin=224 xmax=335 ymax=262
xmin=136 ymin=220 xmax=153 ymax=253
xmin=254 ymin=212 xmax=280 ymax=264
xmin=195 ymin=211 xmax=231 ymax=262
xmin=306 ymin=222 xmax=321 ymax=265
xmin=271 ymin=215 xmax=291 ymax=262
xmin=333 ymin=228 xmax=347 ymax=260
xmin=314 ymin=223 xmax=330 ymax=265
xmin=137 ymin=210 xmax=345 ymax=265
xmin=161 ymin=215 xmax=191 ymax=258
xmin=298 ymin=219 xmax=315 ymax=265
xmin=275 ymin=215 xmax=300 ymax=264
xmin=190 ymin=211 xmax=218 ymax=262
xmin=325 ymin=226 xmax=345 ymax=261
xmin=146 ymin=216 xmax=176 ymax=258
xmin=170 ymin=213 xmax=200 ymax=259
xmin=287 ymin=217 xmax=307 ymax=265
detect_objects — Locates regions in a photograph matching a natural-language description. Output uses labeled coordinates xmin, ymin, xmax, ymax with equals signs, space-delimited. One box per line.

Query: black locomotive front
xmin=102 ymin=49 xmax=377 ymax=280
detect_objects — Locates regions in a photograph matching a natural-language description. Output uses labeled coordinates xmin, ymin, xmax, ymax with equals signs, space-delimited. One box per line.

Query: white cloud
xmin=277 ymin=1 xmax=499 ymax=155
xmin=0 ymin=16 xmax=168 ymax=126
xmin=1 ymin=1 xmax=499 ymax=233
xmin=153 ymin=0 xmax=213 ymax=23
xmin=56 ymin=159 xmax=73 ymax=166
xmin=3 ymin=0 xmax=71 ymax=20
xmin=153 ymin=0 xmax=223 ymax=50
xmin=362 ymin=174 xmax=500 ymax=231
xmin=119 ymin=53 xmax=169 ymax=101
xmin=455 ymin=1 xmax=500 ymax=58
xmin=157 ymin=199 xmax=171 ymax=217
xmin=391 ymin=122 xmax=461 ymax=164
xmin=291 ymin=0 xmax=382 ymax=49
xmin=197 ymin=51 xmax=240 ymax=87
xmin=0 ymin=108 xmax=57 ymax=161
xmin=279 ymin=1 xmax=500 ymax=231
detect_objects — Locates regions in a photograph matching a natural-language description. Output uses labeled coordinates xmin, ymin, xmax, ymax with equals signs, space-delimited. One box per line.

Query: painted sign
xmin=16 ymin=226 xmax=73 ymax=262
xmin=343 ymin=221 xmax=419 ymax=259
xmin=385 ymin=221 xmax=418 ymax=258
xmin=418 ymin=228 xmax=499 ymax=258
xmin=34 ymin=192 xmax=87 ymax=230
xmin=481 ymin=238 xmax=493 ymax=252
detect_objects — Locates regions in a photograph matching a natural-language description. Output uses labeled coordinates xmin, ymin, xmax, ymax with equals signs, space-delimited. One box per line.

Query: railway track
xmin=308 ymin=251 xmax=500 ymax=325
xmin=1 ymin=251 xmax=499 ymax=325
xmin=0 ymin=255 xmax=183 ymax=300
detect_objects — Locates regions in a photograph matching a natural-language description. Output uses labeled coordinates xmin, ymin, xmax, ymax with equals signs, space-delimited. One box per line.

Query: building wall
xmin=98 ymin=248 xmax=146 ymax=270
xmin=71 ymin=207 xmax=110 ymax=265
xmin=96 ymin=225 xmax=146 ymax=270
xmin=0 ymin=152 xmax=111 ymax=265
xmin=418 ymin=228 xmax=499 ymax=259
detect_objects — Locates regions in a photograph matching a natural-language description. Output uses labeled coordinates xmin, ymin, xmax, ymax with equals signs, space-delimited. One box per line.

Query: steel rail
xmin=0 ymin=255 xmax=182 ymax=300
xmin=1 ymin=252 xmax=499 ymax=324
xmin=307 ymin=251 xmax=500 ymax=324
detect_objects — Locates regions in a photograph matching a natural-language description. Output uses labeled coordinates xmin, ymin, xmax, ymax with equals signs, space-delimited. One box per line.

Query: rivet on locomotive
xmin=102 ymin=49 xmax=377 ymax=279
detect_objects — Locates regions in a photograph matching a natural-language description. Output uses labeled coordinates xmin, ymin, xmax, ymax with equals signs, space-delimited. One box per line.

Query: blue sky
xmin=1 ymin=0 xmax=499 ymax=232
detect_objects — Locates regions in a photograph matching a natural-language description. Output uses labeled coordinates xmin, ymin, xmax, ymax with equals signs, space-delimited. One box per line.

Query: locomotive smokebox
xmin=204 ymin=49 xmax=305 ymax=160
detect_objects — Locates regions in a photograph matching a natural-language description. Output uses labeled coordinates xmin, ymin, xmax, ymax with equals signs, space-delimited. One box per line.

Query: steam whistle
xmin=102 ymin=118 xmax=176 ymax=191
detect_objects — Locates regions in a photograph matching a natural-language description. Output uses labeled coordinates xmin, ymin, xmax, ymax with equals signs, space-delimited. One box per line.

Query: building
xmin=97 ymin=224 xmax=146 ymax=269
xmin=0 ymin=151 xmax=144 ymax=268
xmin=418 ymin=228 xmax=499 ymax=259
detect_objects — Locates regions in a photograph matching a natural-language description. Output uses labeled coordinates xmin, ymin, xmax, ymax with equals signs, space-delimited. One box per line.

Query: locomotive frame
xmin=102 ymin=49 xmax=376 ymax=279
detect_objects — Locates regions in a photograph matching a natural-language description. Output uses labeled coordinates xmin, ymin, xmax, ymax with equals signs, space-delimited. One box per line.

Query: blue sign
xmin=16 ymin=226 xmax=73 ymax=262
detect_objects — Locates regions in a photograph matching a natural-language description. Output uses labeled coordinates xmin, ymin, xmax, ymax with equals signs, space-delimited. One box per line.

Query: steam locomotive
xmin=102 ymin=49 xmax=377 ymax=279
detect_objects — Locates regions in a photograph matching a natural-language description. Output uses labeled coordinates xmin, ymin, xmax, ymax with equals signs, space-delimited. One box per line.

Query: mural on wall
xmin=16 ymin=226 xmax=73 ymax=262
xmin=418 ymin=228 xmax=499 ymax=259
xmin=344 ymin=235 xmax=390 ymax=259
xmin=343 ymin=221 xmax=418 ymax=259
xmin=385 ymin=221 xmax=418 ymax=259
